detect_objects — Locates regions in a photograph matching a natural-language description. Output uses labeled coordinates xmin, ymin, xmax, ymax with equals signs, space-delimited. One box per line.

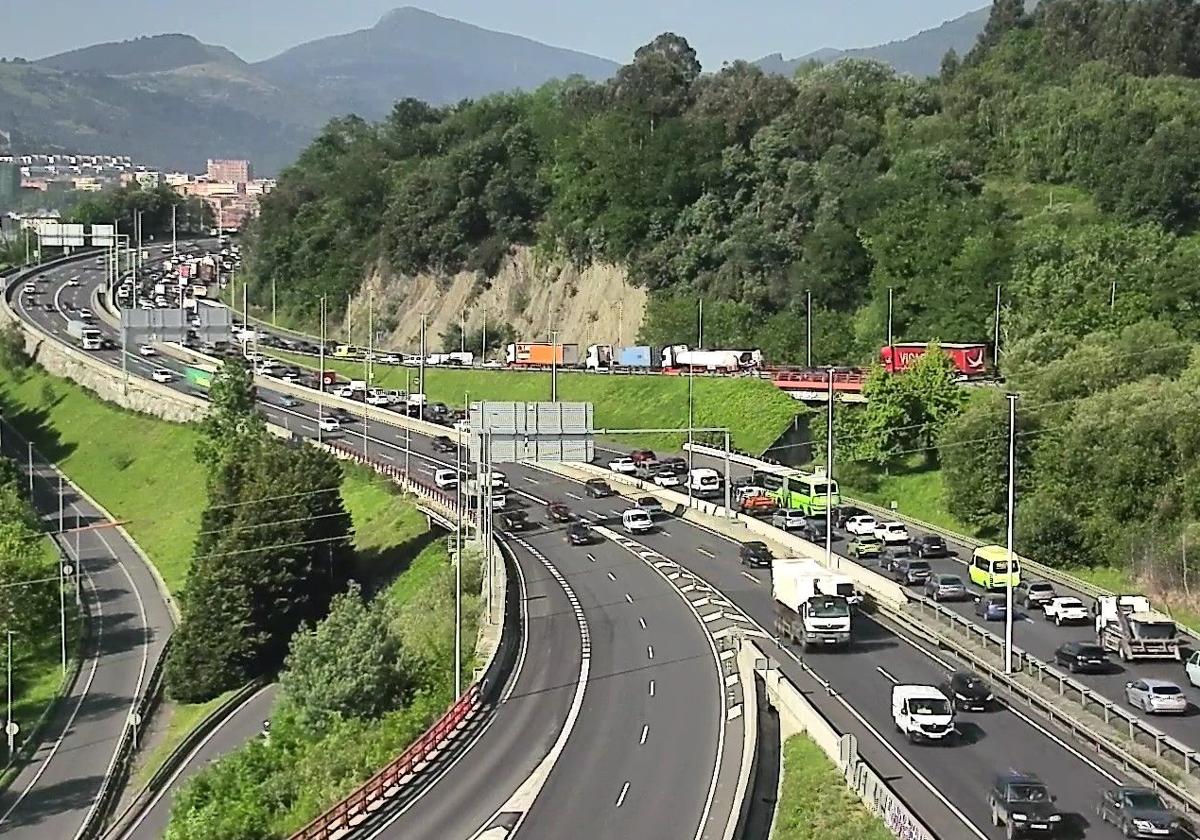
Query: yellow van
xmin=969 ymin=544 xmax=1021 ymax=590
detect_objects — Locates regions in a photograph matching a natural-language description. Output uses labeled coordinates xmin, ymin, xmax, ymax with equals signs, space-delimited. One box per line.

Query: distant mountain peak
xmin=38 ymin=33 xmax=244 ymax=76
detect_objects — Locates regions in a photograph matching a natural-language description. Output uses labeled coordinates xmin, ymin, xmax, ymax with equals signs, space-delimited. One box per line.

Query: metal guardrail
xmin=287 ymin=441 xmax=519 ymax=840
xmin=900 ymin=596 xmax=1200 ymax=807
xmin=291 ymin=685 xmax=483 ymax=840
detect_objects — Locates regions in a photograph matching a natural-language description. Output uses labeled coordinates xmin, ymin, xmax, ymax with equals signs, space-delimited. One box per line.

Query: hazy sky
xmin=0 ymin=1 xmax=986 ymax=65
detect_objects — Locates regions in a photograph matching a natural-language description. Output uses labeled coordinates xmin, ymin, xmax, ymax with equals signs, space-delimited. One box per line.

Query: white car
xmin=1042 ymin=596 xmax=1089 ymax=626
xmin=377 ymin=354 xmax=401 ymax=365
xmin=875 ymin=521 xmax=910 ymax=545
xmin=845 ymin=515 xmax=878 ymax=536
xmin=65 ymin=278 xmax=80 ymax=288
xmin=608 ymin=457 xmax=637 ymax=475
xmin=736 ymin=485 xmax=768 ymax=502
xmin=652 ymin=471 xmax=681 ymax=488
xmin=138 ymin=345 xmax=156 ymax=357
xmin=1185 ymin=651 xmax=1200 ymax=689
xmin=318 ymin=416 xmax=341 ymax=432
xmin=365 ymin=392 xmax=391 ymax=406
xmin=78 ymin=309 xmax=94 ymax=322
xmin=150 ymin=368 xmax=173 ymax=383
xmin=332 ymin=386 xmax=357 ymax=399
xmin=434 ymin=469 xmax=459 ymax=489
xmin=622 ymin=509 xmax=653 ymax=534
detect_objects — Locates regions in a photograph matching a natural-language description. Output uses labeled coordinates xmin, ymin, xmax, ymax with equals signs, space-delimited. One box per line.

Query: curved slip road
xmin=0 ymin=400 xmax=173 ymax=839
xmin=16 ymin=255 xmax=742 ymax=840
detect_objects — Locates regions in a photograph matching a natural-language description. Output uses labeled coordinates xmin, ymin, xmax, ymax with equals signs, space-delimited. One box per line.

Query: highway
xmin=11 ymin=253 xmax=744 ymax=840
xmin=0 ymin=380 xmax=174 ymax=839
xmin=13 ymin=249 xmax=1176 ymax=838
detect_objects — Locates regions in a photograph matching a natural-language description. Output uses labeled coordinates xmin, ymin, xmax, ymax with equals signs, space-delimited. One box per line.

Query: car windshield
xmin=1075 ymin=645 xmax=1105 ymax=657
xmin=909 ymin=698 xmax=951 ymax=716
xmin=910 ymin=561 xmax=930 ymax=571
xmin=1057 ymin=598 xmax=1084 ymax=609
xmin=808 ymin=597 xmax=849 ymax=618
xmin=985 ymin=598 xmax=1006 ymax=609
xmin=1125 ymin=791 xmax=1167 ymax=810
xmin=1009 ymin=784 xmax=1049 ymax=802
xmin=940 ymin=576 xmax=963 ymax=586
xmin=1151 ymin=685 xmax=1182 ymax=696
xmin=860 ymin=536 xmax=881 ymax=545
xmin=1030 ymin=583 xmax=1054 ymax=592
xmin=746 ymin=542 xmax=767 ymax=553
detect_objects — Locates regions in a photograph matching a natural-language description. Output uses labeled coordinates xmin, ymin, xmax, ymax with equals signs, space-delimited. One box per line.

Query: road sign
xmin=128 ymin=712 xmax=142 ymax=727
xmin=61 ymin=563 xmax=74 ymax=577
xmin=5 ymin=722 xmax=19 ymax=737
xmin=468 ymin=401 xmax=594 ymax=464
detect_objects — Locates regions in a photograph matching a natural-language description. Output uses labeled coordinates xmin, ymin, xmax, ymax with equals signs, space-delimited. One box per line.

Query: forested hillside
xmin=245 ymin=0 xmax=1200 ymax=587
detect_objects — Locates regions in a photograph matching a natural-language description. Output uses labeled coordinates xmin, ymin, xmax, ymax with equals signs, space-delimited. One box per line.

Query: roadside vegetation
xmin=265 ymin=348 xmax=802 ymax=454
xmin=773 ymin=735 xmax=893 ymax=840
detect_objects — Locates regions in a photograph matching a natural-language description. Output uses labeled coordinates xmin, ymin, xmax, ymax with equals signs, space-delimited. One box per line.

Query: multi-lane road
xmin=5 ymin=248 xmax=1179 ymax=839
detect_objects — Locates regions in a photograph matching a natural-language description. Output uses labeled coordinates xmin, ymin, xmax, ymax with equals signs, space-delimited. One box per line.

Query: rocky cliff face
xmin=347 ymin=246 xmax=647 ymax=355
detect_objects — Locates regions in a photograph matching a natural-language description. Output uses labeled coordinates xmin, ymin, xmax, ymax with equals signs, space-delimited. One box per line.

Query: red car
xmin=630 ymin=449 xmax=657 ymax=464
xmin=738 ymin=494 xmax=777 ymax=516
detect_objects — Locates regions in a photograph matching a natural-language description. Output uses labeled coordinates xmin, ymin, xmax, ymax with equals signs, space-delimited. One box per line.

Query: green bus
xmin=185 ymin=365 xmax=215 ymax=389
xmin=752 ymin=466 xmax=840 ymax=515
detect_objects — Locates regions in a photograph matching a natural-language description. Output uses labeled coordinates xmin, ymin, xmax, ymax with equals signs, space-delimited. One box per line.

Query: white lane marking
xmin=649 ymin=680 xmax=655 ymax=696
xmin=740 ymin=571 xmax=759 ymax=584
xmin=625 ymin=593 xmax=634 ymax=604
xmin=466 ymin=538 xmax=591 ymax=838
xmin=527 ymin=495 xmax=547 ymax=505
xmin=647 ymin=645 xmax=654 ymax=660
xmin=607 ymin=571 xmax=617 ymax=582
xmin=586 ymin=553 xmax=596 ymax=563
xmin=639 ymin=724 xmax=649 ymax=745
xmin=876 ymin=666 xmax=899 ymax=684
xmin=119 ymin=683 xmax=275 ymax=836
xmin=524 ymin=476 xmax=540 ymax=485
xmin=565 ymin=492 xmax=581 ymax=500
xmin=589 ymin=510 xmax=604 ymax=519
xmin=363 ymin=542 xmax=533 ymax=838
xmin=697 ymin=547 xmax=715 ymax=558
xmin=615 ymin=781 xmax=631 ymax=808
xmin=639 ymin=617 xmax=647 ymax=630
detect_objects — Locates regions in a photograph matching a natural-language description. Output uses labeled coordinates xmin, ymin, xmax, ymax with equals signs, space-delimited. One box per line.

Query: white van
xmin=318 ymin=416 xmax=340 ymax=432
xmin=686 ymin=468 xmax=722 ymax=497
xmin=434 ymin=469 xmax=459 ymax=489
xmin=622 ymin=509 xmax=653 ymax=534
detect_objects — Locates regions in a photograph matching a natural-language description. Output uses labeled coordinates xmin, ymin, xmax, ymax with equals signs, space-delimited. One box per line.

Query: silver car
xmin=923 ymin=574 xmax=968 ymax=602
xmin=1125 ymin=679 xmax=1188 ymax=715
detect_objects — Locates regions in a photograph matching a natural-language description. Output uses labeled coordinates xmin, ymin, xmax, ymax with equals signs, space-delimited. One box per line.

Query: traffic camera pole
xmin=1005 ymin=394 xmax=1018 ymax=674
xmin=454 ymin=435 xmax=463 ymax=699
xmin=826 ymin=368 xmax=834 ymax=569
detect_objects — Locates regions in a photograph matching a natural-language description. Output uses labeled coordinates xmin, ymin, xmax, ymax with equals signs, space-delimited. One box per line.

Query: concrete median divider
xmin=747 ymin=638 xmax=936 ymax=840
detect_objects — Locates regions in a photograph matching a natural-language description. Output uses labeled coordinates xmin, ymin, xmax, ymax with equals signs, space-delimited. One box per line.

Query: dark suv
xmin=739 ymin=541 xmax=772 ymax=568
xmin=890 ymin=558 xmax=932 ymax=587
xmin=988 ymin=772 xmax=1062 ymax=837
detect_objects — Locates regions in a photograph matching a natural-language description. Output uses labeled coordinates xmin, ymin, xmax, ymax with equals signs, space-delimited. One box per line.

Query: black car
xmin=585 ymin=479 xmax=614 ymax=498
xmin=659 ymin=456 xmax=688 ymax=476
xmin=1054 ymin=641 xmax=1110 ymax=674
xmin=1098 ymin=786 xmax=1193 ymax=838
xmin=739 ymin=541 xmax=772 ymax=568
xmin=942 ymin=670 xmax=993 ymax=712
xmin=799 ymin=517 xmax=830 ymax=544
xmin=566 ymin=522 xmax=594 ymax=546
xmin=833 ymin=505 xmax=868 ymax=530
xmin=432 ymin=436 xmax=455 ymax=453
xmin=988 ymin=772 xmax=1061 ymax=837
xmin=546 ymin=502 xmax=572 ymax=523
xmin=913 ymin=534 xmax=949 ymax=558
xmin=498 ymin=510 xmax=530 ymax=531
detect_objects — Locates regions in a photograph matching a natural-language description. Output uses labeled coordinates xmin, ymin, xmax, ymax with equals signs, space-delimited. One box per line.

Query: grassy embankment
xmin=773 ymin=735 xmax=894 ymax=840
xmin=264 ymin=349 xmax=803 ymax=454
xmin=0 ymin=362 xmax=442 ymax=791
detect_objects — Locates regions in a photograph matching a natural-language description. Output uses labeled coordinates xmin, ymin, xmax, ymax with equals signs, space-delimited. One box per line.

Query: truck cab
xmin=891 ymin=685 xmax=955 ymax=744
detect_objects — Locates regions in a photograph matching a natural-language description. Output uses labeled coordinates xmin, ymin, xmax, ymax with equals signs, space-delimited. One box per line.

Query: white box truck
xmin=773 ymin=558 xmax=852 ymax=649
xmin=67 ymin=319 xmax=102 ymax=350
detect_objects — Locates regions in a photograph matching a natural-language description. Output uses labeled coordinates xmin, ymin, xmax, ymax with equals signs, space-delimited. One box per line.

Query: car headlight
xmin=1133 ymin=819 xmax=1155 ymax=831
xmin=1048 ymin=815 xmax=1062 ymax=822
xmin=985 ymin=693 xmax=994 ymax=701
xmin=1011 ymin=813 xmax=1027 ymax=821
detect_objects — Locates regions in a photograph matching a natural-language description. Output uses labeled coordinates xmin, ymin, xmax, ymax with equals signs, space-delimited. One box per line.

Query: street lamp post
xmin=806 ymin=289 xmax=813 ymax=368
xmin=317 ymin=296 xmax=326 ymax=443
xmin=454 ymin=431 xmax=463 ymax=699
xmin=550 ymin=329 xmax=560 ymax=403
xmin=1004 ymin=393 xmax=1018 ymax=674
xmin=6 ymin=630 xmax=15 ymax=759
xmin=826 ymin=368 xmax=834 ymax=568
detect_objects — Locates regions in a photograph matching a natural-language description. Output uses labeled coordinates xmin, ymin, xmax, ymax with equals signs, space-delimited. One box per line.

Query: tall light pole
xmin=806 ymin=289 xmax=813 ymax=368
xmin=460 ymin=310 xmax=466 ymax=354
xmin=826 ymin=368 xmax=834 ymax=568
xmin=6 ymin=630 xmax=15 ymax=759
xmin=1004 ymin=393 xmax=1018 ymax=674
xmin=318 ymin=296 xmax=326 ymax=443
xmin=171 ymin=203 xmax=177 ymax=257
xmin=58 ymin=476 xmax=66 ymax=676
xmin=697 ymin=298 xmax=704 ymax=349
xmin=550 ymin=329 xmax=559 ymax=403
xmin=687 ymin=366 xmax=695 ymax=508
xmin=454 ymin=428 xmax=463 ymax=699
xmin=887 ymin=286 xmax=894 ymax=360
xmin=481 ymin=309 xmax=488 ymax=364
xmin=271 ymin=277 xmax=277 ymax=327
xmin=993 ymin=284 xmax=1002 ymax=371
xmin=419 ymin=314 xmax=427 ymax=410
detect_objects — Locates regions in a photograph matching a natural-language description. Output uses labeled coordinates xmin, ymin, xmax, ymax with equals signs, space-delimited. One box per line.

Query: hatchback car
xmin=608 ymin=457 xmax=637 ymax=474
xmin=498 ymin=510 xmax=530 ymax=531
xmin=1043 ymin=596 xmax=1090 ymax=626
xmin=875 ymin=521 xmax=910 ymax=545
xmin=546 ymin=502 xmax=572 ymax=523
xmin=942 ymin=670 xmax=994 ymax=712
xmin=913 ymin=534 xmax=949 ymax=558
xmin=279 ymin=395 xmax=300 ymax=409
xmin=566 ymin=522 xmax=594 ymax=546
xmin=833 ymin=506 xmax=868 ymax=530
xmin=1016 ymin=580 xmax=1057 ymax=610
xmin=739 ymin=541 xmax=772 ymax=568
xmin=975 ymin=593 xmax=1008 ymax=621
xmin=845 ymin=515 xmax=878 ymax=536
xmin=771 ymin=508 xmax=808 ymax=531
xmin=652 ymin=469 xmax=682 ymax=488
xmin=799 ymin=517 xmax=829 ymax=544
xmin=431 ymin=436 xmax=455 ymax=453
xmin=1125 ymin=679 xmax=1188 ymax=715
xmin=318 ymin=416 xmax=341 ymax=432
xmin=1054 ymin=641 xmax=1109 ymax=674
xmin=923 ymin=574 xmax=968 ymax=602
xmin=848 ymin=535 xmax=883 ymax=559
xmin=635 ymin=497 xmax=663 ymax=517
xmin=892 ymin=558 xmax=932 ymax=586
xmin=584 ymin=479 xmax=614 ymax=498
xmin=150 ymin=368 xmax=173 ymax=383
xmin=138 ymin=345 xmax=157 ymax=357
